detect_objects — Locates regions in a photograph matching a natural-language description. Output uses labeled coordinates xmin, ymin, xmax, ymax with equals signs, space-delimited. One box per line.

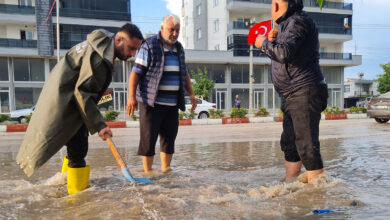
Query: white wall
xmin=5 ymin=24 xmax=37 ymax=40
xmin=207 ymin=0 xmax=227 ymax=51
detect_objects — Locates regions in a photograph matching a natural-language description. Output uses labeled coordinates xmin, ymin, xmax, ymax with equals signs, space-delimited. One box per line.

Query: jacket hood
xmin=87 ymin=29 xmax=115 ymax=66
xmin=276 ymin=0 xmax=304 ymax=25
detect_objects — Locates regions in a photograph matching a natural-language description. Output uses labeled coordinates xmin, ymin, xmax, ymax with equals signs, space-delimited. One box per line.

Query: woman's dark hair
xmin=118 ymin=23 xmax=144 ymax=40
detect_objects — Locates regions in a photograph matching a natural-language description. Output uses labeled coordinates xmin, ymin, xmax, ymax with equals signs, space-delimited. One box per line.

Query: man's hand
xmin=126 ymin=96 xmax=138 ymax=116
xmin=268 ymin=28 xmax=278 ymax=41
xmin=255 ymin=35 xmax=267 ymax=48
xmin=190 ymin=95 xmax=197 ymax=111
xmin=98 ymin=126 xmax=112 ymax=141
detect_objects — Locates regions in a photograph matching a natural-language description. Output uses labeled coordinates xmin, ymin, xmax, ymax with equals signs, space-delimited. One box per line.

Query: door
xmin=332 ymin=89 xmax=342 ymax=107
xmin=253 ymin=90 xmax=264 ymax=108
xmin=0 ymin=89 xmax=10 ymax=113
xmin=113 ymin=89 xmax=127 ymax=112
xmin=216 ymin=90 xmax=226 ymax=110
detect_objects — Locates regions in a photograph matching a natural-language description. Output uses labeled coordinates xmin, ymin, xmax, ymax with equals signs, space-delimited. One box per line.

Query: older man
xmin=17 ymin=23 xmax=143 ymax=194
xmin=255 ymin=0 xmax=328 ymax=182
xmin=127 ymin=15 xmax=196 ymax=174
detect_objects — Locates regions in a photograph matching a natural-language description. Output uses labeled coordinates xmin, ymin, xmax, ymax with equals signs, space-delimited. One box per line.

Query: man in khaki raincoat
xmin=16 ymin=23 xmax=143 ymax=194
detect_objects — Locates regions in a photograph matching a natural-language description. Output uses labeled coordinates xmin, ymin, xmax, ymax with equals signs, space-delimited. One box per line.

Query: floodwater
xmin=1 ymin=124 xmax=390 ymax=219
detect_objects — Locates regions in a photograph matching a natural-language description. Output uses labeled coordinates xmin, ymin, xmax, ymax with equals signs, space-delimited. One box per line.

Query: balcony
xmin=320 ymin=52 xmax=352 ymax=60
xmin=0 ymin=3 xmax=35 ymax=14
xmin=52 ymin=8 xmax=130 ymax=21
xmin=227 ymin=0 xmax=352 ymax=10
xmin=0 ymin=38 xmax=37 ymax=48
xmin=228 ymin=21 xmax=352 ymax=38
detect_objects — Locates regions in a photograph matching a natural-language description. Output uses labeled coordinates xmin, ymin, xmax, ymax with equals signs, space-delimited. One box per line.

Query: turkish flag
xmin=248 ymin=20 xmax=272 ymax=45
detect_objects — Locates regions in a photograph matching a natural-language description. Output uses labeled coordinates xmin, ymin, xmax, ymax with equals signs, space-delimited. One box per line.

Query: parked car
xmin=367 ymin=92 xmax=390 ymax=123
xmin=10 ymin=106 xmax=35 ymax=123
xmin=185 ymin=96 xmax=216 ymax=119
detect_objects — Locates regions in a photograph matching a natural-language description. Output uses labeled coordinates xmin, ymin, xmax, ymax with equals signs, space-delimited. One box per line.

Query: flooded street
xmin=1 ymin=119 xmax=390 ymax=219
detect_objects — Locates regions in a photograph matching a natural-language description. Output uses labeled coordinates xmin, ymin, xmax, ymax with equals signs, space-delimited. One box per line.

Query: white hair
xmin=161 ymin=14 xmax=180 ymax=26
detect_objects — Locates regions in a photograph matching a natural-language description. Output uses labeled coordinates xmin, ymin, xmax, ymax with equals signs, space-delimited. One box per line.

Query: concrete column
xmin=44 ymin=58 xmax=50 ymax=80
xmin=8 ymin=57 xmax=15 ymax=111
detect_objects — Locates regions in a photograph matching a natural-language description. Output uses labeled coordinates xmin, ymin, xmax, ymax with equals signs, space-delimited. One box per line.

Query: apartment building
xmin=181 ymin=0 xmax=361 ymax=111
xmin=0 ymin=0 xmax=131 ymax=113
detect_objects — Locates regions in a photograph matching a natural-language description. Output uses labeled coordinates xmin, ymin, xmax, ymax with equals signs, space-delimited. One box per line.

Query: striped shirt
xmin=132 ymin=44 xmax=181 ymax=106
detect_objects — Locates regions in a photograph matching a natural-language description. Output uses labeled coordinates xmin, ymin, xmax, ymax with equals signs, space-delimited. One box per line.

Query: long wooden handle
xmin=105 ymin=134 xmax=127 ymax=170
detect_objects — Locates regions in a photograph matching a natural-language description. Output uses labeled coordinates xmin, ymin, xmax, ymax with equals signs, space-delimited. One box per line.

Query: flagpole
xmin=56 ymin=0 xmax=60 ymax=62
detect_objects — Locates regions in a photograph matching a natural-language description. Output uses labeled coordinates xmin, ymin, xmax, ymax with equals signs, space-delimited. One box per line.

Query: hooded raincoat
xmin=16 ymin=29 xmax=115 ymax=177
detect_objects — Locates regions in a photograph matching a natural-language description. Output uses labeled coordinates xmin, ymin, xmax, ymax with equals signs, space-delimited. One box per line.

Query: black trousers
xmin=138 ymin=103 xmax=179 ymax=156
xmin=280 ymin=84 xmax=328 ymax=171
xmin=66 ymin=124 xmax=89 ymax=168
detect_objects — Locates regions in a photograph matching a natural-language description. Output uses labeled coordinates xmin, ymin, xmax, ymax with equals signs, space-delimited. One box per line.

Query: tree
xmin=191 ymin=67 xmax=215 ymax=100
xmin=377 ymin=62 xmax=390 ymax=94
xmin=317 ymin=0 xmax=324 ymax=9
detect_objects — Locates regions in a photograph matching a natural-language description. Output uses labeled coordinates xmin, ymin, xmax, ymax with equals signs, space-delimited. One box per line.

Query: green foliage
xmin=178 ymin=111 xmax=187 ymax=120
xmin=187 ymin=109 xmax=197 ymax=119
xmin=349 ymin=106 xmax=367 ymax=114
xmin=103 ymin=111 xmax=120 ymax=121
xmin=25 ymin=113 xmax=32 ymax=123
xmin=0 ymin=114 xmax=11 ymax=123
xmin=131 ymin=114 xmax=138 ymax=121
xmin=254 ymin=107 xmax=270 ymax=117
xmin=377 ymin=62 xmax=390 ymax=94
xmin=323 ymin=106 xmax=345 ymax=115
xmin=209 ymin=109 xmax=225 ymax=119
xmin=278 ymin=109 xmax=283 ymax=117
xmin=191 ymin=67 xmax=215 ymax=99
xmin=230 ymin=108 xmax=248 ymax=118
xmin=317 ymin=0 xmax=324 ymax=9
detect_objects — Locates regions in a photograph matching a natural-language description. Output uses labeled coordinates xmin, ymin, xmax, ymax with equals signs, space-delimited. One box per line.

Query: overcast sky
xmin=131 ymin=0 xmax=390 ymax=80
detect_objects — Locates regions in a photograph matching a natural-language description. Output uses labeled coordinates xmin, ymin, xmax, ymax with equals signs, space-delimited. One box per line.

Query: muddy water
xmin=1 ymin=136 xmax=390 ymax=219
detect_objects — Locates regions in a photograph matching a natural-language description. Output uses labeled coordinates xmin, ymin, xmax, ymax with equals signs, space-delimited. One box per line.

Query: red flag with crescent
xmin=248 ymin=20 xmax=272 ymax=45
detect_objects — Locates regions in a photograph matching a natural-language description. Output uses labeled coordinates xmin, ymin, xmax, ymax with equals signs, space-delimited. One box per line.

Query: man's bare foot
xmin=161 ymin=166 xmax=171 ymax=173
xmin=307 ymin=169 xmax=323 ymax=182
xmin=285 ymin=161 xmax=302 ymax=181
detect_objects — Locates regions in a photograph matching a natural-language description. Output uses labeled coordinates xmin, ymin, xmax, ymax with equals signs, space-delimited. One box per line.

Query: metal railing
xmin=230 ymin=47 xmax=352 ymax=60
xmin=0 ymin=38 xmax=37 ymax=48
xmin=0 ymin=3 xmax=35 ymax=14
xmin=228 ymin=21 xmax=352 ymax=35
xmin=226 ymin=0 xmax=352 ymax=10
xmin=320 ymin=52 xmax=352 ymax=60
xmin=53 ymin=8 xmax=130 ymax=21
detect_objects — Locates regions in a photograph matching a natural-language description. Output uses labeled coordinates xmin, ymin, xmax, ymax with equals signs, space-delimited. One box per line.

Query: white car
xmin=185 ymin=96 xmax=216 ymax=119
xmin=10 ymin=106 xmax=35 ymax=123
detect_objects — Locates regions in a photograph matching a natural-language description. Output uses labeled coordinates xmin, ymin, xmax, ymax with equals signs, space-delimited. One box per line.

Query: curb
xmin=0 ymin=114 xmax=370 ymax=133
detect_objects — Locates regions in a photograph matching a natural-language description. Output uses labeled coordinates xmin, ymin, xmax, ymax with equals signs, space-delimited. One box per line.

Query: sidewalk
xmin=0 ymin=114 xmax=369 ymax=133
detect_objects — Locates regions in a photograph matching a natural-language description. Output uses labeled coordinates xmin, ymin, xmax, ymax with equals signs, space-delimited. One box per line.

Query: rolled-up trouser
xmin=138 ymin=103 xmax=179 ymax=156
xmin=66 ymin=124 xmax=89 ymax=168
xmin=280 ymin=83 xmax=328 ymax=171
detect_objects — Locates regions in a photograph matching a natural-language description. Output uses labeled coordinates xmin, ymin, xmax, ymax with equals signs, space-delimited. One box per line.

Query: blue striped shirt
xmin=132 ymin=44 xmax=181 ymax=106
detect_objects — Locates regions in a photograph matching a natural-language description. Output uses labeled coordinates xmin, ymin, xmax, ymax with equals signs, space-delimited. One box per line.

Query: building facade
xmin=0 ymin=0 xmax=131 ymax=114
xmin=181 ymin=0 xmax=361 ymax=111
xmin=344 ymin=78 xmax=379 ymax=108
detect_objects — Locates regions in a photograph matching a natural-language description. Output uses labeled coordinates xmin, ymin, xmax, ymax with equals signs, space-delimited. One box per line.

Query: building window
xmin=0 ymin=58 xmax=9 ymax=81
xmin=113 ymin=61 xmax=124 ymax=83
xmin=0 ymin=88 xmax=10 ymax=113
xmin=322 ymin=66 xmax=342 ymax=84
xmin=15 ymin=87 xmax=42 ymax=110
xmin=344 ymin=85 xmax=350 ymax=93
xmin=253 ymin=65 xmax=265 ymax=84
xmin=214 ymin=20 xmax=219 ymax=32
xmin=268 ymin=88 xmax=281 ymax=109
xmin=320 ymin=47 xmax=327 ymax=53
xmin=232 ymin=88 xmax=249 ymax=109
xmin=214 ymin=0 xmax=219 ymax=7
xmin=197 ymin=4 xmax=201 ymax=16
xmin=19 ymin=0 xmax=33 ymax=7
xmin=231 ymin=65 xmax=249 ymax=84
xmin=13 ymin=58 xmax=45 ymax=82
xmin=187 ymin=64 xmax=225 ymax=84
xmin=197 ymin=29 xmax=202 ymax=39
